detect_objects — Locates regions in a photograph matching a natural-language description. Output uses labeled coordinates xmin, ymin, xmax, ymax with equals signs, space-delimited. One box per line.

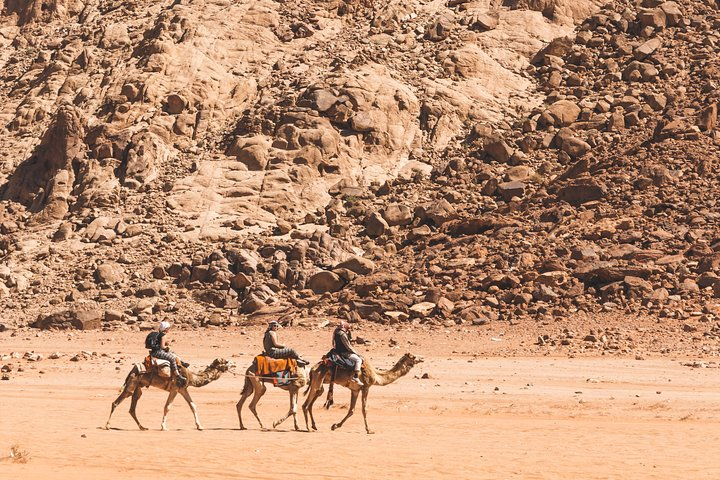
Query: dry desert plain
xmin=2 ymin=320 xmax=720 ymax=480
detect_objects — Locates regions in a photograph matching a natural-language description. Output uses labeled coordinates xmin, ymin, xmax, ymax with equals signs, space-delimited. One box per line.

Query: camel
xmin=302 ymin=352 xmax=423 ymax=434
xmin=236 ymin=359 xmax=308 ymax=431
xmin=105 ymin=358 xmax=230 ymax=431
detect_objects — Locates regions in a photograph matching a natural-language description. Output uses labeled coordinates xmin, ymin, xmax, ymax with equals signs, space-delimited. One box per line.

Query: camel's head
xmin=209 ymin=358 xmax=231 ymax=372
xmin=403 ymin=353 xmax=424 ymax=366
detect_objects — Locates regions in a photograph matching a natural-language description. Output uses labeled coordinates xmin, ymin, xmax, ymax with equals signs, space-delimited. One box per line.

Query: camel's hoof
xmin=367 ymin=430 xmax=375 ymax=435
xmin=239 ymin=426 xmax=247 ymax=431
xmin=331 ymin=424 xmax=339 ymax=431
xmin=139 ymin=426 xmax=148 ymax=431
xmin=197 ymin=426 xmax=204 ymax=431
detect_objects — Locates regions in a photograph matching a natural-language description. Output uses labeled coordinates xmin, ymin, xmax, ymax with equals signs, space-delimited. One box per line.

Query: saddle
xmin=254 ymin=355 xmax=297 ymax=387
xmin=322 ymin=349 xmax=355 ymax=370
xmin=141 ymin=356 xmax=184 ymax=378
xmin=322 ymin=350 xmax=361 ymax=410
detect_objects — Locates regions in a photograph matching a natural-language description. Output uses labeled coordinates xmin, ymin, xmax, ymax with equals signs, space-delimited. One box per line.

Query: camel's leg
xmin=291 ymin=388 xmax=300 ymax=431
xmin=331 ymin=388 xmax=360 ymax=431
xmin=307 ymin=384 xmax=324 ymax=431
xmin=178 ymin=388 xmax=203 ymax=431
xmin=361 ymin=387 xmax=373 ymax=434
xmin=248 ymin=381 xmax=267 ymax=429
xmin=236 ymin=380 xmax=253 ymax=430
xmin=128 ymin=386 xmax=148 ymax=431
xmin=160 ymin=390 xmax=178 ymax=431
xmin=105 ymin=377 xmax=139 ymax=430
xmin=273 ymin=387 xmax=298 ymax=430
xmin=302 ymin=381 xmax=323 ymax=432
xmin=301 ymin=383 xmax=316 ymax=432
xmin=302 ymin=369 xmax=328 ymax=432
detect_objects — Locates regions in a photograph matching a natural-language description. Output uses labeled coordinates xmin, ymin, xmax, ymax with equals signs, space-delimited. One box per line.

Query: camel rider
xmin=333 ymin=321 xmax=363 ymax=386
xmin=146 ymin=321 xmax=188 ymax=387
xmin=263 ymin=321 xmax=309 ymax=366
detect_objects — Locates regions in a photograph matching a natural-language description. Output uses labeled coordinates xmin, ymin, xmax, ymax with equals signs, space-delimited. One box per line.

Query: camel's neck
xmin=372 ymin=358 xmax=414 ymax=386
xmin=189 ymin=367 xmax=223 ymax=387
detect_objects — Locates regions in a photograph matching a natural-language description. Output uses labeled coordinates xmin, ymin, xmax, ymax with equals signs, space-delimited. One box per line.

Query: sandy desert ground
xmin=2 ymin=323 xmax=720 ymax=480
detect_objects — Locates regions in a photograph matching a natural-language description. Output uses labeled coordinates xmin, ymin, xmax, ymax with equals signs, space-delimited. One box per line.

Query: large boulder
xmin=32 ymin=310 xmax=102 ymax=330
xmin=94 ymin=262 xmax=126 ymax=284
xmin=556 ymin=177 xmax=606 ymax=205
xmin=335 ymin=256 xmax=376 ymax=275
xmin=381 ymin=204 xmax=413 ymax=227
xmin=365 ymin=212 xmax=389 ymax=237
xmin=540 ymin=100 xmax=581 ymax=127
xmin=307 ymin=271 xmax=345 ymax=294
xmin=415 ymin=199 xmax=457 ymax=227
xmin=660 ymin=1 xmax=684 ymax=26
xmin=637 ymin=7 xmax=667 ymax=28
xmin=442 ymin=215 xmax=520 ymax=236
xmin=633 ymin=38 xmax=662 ymax=60
xmin=555 ymin=127 xmax=592 ymax=159
xmin=531 ymin=36 xmax=574 ymax=65
xmin=497 ymin=181 xmax=525 ymax=201
xmin=484 ymin=136 xmax=514 ymax=163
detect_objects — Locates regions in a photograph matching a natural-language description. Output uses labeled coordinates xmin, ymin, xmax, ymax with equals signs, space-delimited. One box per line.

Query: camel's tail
xmin=241 ymin=374 xmax=253 ymax=397
xmin=303 ymin=362 xmax=322 ymax=396
xmin=118 ymin=365 xmax=139 ymax=392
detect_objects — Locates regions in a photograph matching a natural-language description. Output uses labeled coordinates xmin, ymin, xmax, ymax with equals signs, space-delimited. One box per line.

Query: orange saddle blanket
xmin=143 ymin=355 xmax=184 ymax=378
xmin=143 ymin=356 xmax=170 ymax=377
xmin=255 ymin=355 xmax=297 ymax=376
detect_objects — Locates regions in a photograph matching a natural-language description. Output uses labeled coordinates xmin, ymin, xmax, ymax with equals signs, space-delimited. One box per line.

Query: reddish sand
xmin=2 ymin=324 xmax=720 ymax=479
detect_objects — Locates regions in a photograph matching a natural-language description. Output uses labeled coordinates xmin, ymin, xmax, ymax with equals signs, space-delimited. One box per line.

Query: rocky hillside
xmin=0 ymin=0 xmax=719 ymax=348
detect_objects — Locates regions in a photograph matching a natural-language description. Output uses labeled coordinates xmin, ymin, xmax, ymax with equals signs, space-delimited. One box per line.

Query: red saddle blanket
xmin=255 ymin=355 xmax=297 ymax=376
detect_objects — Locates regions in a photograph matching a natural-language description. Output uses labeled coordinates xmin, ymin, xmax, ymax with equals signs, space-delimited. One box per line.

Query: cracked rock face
xmin=0 ymin=0 xmax=576 ymax=229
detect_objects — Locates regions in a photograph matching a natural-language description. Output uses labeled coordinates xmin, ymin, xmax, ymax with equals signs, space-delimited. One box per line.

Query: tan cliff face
xmin=0 ymin=0 xmax=581 ymax=231
xmin=3 ymin=0 xmax=720 ymax=347
xmin=5 ymin=0 xmax=85 ymax=25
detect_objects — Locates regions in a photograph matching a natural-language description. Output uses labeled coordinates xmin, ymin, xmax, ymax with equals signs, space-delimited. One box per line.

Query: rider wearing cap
xmin=332 ymin=321 xmax=363 ymax=386
xmin=263 ymin=320 xmax=309 ymax=366
xmin=148 ymin=321 xmax=188 ymax=387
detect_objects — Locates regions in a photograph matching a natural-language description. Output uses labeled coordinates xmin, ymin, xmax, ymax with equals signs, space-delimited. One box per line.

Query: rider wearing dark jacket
xmin=332 ymin=321 xmax=363 ymax=386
